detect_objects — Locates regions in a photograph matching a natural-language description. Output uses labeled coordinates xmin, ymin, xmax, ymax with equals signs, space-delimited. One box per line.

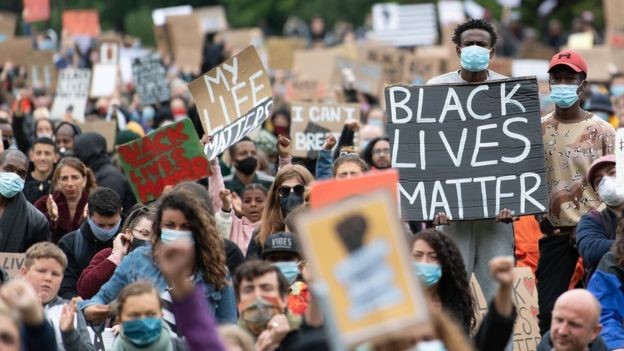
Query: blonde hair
xmin=25 ymin=242 xmax=68 ymax=270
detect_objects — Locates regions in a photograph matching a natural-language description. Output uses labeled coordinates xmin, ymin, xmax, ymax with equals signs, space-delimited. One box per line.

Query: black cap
xmin=262 ymin=232 xmax=300 ymax=259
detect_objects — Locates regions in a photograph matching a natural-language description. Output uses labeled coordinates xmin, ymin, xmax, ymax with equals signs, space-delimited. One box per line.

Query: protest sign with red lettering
xmin=290 ymin=102 xmax=360 ymax=158
xmin=189 ymin=45 xmax=273 ymax=160
xmin=117 ymin=119 xmax=211 ymax=203
xmin=62 ymin=10 xmax=100 ymax=37
xmin=23 ymin=0 xmax=50 ymax=23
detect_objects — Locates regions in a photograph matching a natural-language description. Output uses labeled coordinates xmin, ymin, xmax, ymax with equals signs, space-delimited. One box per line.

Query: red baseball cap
xmin=548 ymin=49 xmax=588 ymax=75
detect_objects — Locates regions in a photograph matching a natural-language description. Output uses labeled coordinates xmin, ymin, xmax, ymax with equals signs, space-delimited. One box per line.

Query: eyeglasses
xmin=278 ymin=185 xmax=305 ymax=198
xmin=372 ymin=148 xmax=390 ymax=156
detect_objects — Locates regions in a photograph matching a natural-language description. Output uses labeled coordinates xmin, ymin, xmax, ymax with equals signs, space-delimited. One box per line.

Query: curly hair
xmin=412 ymin=229 xmax=476 ymax=334
xmin=153 ymin=182 xmax=228 ymax=290
xmin=361 ymin=136 xmax=390 ymax=169
xmin=452 ymin=18 xmax=498 ymax=48
xmin=52 ymin=156 xmax=96 ymax=195
xmin=256 ymin=164 xmax=314 ymax=247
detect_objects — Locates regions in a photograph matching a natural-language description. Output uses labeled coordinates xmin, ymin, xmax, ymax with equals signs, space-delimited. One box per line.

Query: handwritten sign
xmin=296 ymin=190 xmax=429 ymax=347
xmin=189 ymin=46 xmax=273 ymax=160
xmin=62 ymin=10 xmax=100 ymax=37
xmin=290 ymin=102 xmax=359 ymax=158
xmin=25 ymin=51 xmax=56 ymax=92
xmin=23 ymin=0 xmax=50 ymax=23
xmin=386 ymin=77 xmax=548 ymax=221
xmin=0 ymin=253 xmax=25 ymax=279
xmin=51 ymin=68 xmax=91 ymax=122
xmin=132 ymin=54 xmax=170 ymax=105
xmin=117 ymin=119 xmax=211 ymax=203
xmin=90 ymin=64 xmax=118 ymax=98
xmin=166 ymin=14 xmax=203 ymax=71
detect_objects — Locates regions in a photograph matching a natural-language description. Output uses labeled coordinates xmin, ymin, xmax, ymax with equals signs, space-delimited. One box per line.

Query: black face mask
xmin=130 ymin=238 xmax=150 ymax=251
xmin=280 ymin=193 xmax=303 ymax=217
xmin=236 ymin=156 xmax=258 ymax=176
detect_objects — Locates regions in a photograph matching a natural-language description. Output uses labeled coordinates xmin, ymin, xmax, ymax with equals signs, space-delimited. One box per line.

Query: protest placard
xmin=310 ymin=170 xmax=399 ymax=209
xmin=437 ymin=1 xmax=465 ymax=26
xmin=132 ymin=54 xmax=170 ymax=105
xmin=51 ymin=68 xmax=91 ymax=122
xmin=117 ymin=119 xmax=211 ymax=203
xmin=266 ymin=37 xmax=307 ymax=71
xmin=78 ymin=120 xmax=117 ymax=153
xmin=165 ymin=14 xmax=203 ymax=72
xmin=25 ymin=51 xmax=56 ymax=92
xmin=370 ymin=3 xmax=438 ymax=47
xmin=334 ymin=56 xmax=384 ymax=97
xmin=290 ymin=102 xmax=360 ymax=158
xmin=293 ymin=48 xmax=341 ymax=90
xmin=296 ymin=190 xmax=429 ymax=347
xmin=567 ymin=32 xmax=594 ymax=50
xmin=23 ymin=0 xmax=50 ymax=23
xmin=151 ymin=5 xmax=192 ymax=26
xmin=194 ymin=6 xmax=228 ymax=34
xmin=225 ymin=28 xmax=264 ymax=53
xmin=0 ymin=12 xmax=16 ymax=42
xmin=0 ymin=253 xmax=25 ymax=279
xmin=189 ymin=45 xmax=273 ymax=160
xmin=99 ymin=41 xmax=120 ymax=65
xmin=359 ymin=45 xmax=408 ymax=85
xmin=62 ymin=10 xmax=100 ymax=37
xmin=153 ymin=25 xmax=171 ymax=59
xmin=404 ymin=51 xmax=445 ymax=85
xmin=470 ymin=274 xmax=488 ymax=328
xmin=386 ymin=77 xmax=548 ymax=221
xmin=574 ymin=46 xmax=624 ymax=82
xmin=90 ymin=64 xmax=118 ymax=98
xmin=604 ymin=0 xmax=624 ymax=48
xmin=0 ymin=38 xmax=33 ymax=64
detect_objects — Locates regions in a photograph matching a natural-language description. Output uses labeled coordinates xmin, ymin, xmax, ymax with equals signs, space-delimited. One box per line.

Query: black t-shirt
xmin=23 ymin=173 xmax=52 ymax=204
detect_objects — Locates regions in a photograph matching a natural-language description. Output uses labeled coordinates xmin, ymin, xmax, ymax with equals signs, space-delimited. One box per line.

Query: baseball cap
xmin=548 ymin=50 xmax=588 ymax=75
xmin=587 ymin=154 xmax=616 ymax=190
xmin=262 ymin=232 xmax=300 ymax=259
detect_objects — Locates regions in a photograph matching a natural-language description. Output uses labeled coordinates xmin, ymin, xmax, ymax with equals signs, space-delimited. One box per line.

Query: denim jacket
xmin=315 ymin=149 xmax=333 ymax=180
xmin=80 ymin=246 xmax=237 ymax=324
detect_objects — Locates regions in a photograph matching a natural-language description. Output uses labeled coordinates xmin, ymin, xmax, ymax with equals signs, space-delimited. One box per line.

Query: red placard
xmin=310 ymin=169 xmax=399 ymax=209
xmin=62 ymin=10 xmax=100 ymax=37
xmin=23 ymin=0 xmax=50 ymax=23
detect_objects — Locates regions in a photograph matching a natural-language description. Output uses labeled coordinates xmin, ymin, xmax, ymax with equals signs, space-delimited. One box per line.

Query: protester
xmin=58 ymin=187 xmax=123 ymax=298
xmin=233 ymin=260 xmax=302 ymax=349
xmin=73 ymin=132 xmax=136 ymax=212
xmin=587 ymin=233 xmax=624 ymax=350
xmin=77 ymin=204 xmax=155 ymax=299
xmin=20 ymin=242 xmax=94 ymax=351
xmin=331 ymin=147 xmax=369 ymax=179
xmin=426 ymin=18 xmax=515 ymax=301
xmin=537 ymin=289 xmax=607 ymax=351
xmin=24 ymin=137 xmax=58 ymax=203
xmin=34 ymin=157 xmax=96 ymax=243
xmin=224 ymin=137 xmax=276 ymax=196
xmin=81 ymin=184 xmax=237 ymax=325
xmin=111 ymin=282 xmax=186 ymax=350
xmin=576 ymin=155 xmax=622 ymax=281
xmin=53 ymin=122 xmax=81 ymax=157
xmin=538 ymin=49 xmax=615 ymax=334
xmin=262 ymin=232 xmax=309 ymax=316
xmin=246 ymin=164 xmax=314 ymax=259
xmin=0 ymin=149 xmax=50 ymax=252
xmin=360 ymin=136 xmax=391 ymax=170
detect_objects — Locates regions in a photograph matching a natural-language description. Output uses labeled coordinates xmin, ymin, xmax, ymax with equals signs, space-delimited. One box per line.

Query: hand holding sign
xmin=432 ymin=212 xmax=451 ymax=226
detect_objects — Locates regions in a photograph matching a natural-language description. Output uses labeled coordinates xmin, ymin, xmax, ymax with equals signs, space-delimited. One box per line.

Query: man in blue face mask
xmin=58 ymin=187 xmax=122 ymax=298
xmin=537 ymin=49 xmax=616 ymax=335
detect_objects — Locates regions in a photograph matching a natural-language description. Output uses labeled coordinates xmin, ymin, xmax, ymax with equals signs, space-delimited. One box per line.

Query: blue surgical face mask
xmin=160 ymin=228 xmax=195 ymax=245
xmin=0 ymin=172 xmax=24 ymax=198
xmin=550 ymin=83 xmax=581 ymax=108
xmin=87 ymin=217 xmax=121 ymax=242
xmin=412 ymin=262 xmax=442 ymax=287
xmin=122 ymin=317 xmax=162 ymax=347
xmin=610 ymin=84 xmax=624 ymax=98
xmin=460 ymin=45 xmax=491 ymax=72
xmin=272 ymin=261 xmax=299 ymax=284
xmin=415 ymin=340 xmax=447 ymax=351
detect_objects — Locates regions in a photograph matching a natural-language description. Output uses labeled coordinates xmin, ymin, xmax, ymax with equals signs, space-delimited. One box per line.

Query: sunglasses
xmin=278 ymin=185 xmax=305 ymax=198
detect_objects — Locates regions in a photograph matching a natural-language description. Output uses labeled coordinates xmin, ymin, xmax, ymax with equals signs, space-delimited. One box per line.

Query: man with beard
xmin=361 ymin=137 xmax=391 ymax=170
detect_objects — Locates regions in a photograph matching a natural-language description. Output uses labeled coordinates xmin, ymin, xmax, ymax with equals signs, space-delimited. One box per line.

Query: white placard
xmin=51 ymin=68 xmax=91 ymax=122
xmin=90 ymin=64 xmax=118 ymax=98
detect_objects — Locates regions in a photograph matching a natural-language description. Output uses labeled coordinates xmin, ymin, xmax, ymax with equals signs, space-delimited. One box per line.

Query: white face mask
xmin=597 ymin=175 xmax=624 ymax=207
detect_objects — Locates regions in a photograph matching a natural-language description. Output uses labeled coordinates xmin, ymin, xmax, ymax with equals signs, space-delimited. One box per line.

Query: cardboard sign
xmin=225 ymin=28 xmax=264 ymax=53
xmin=132 ymin=54 xmax=170 ymax=105
xmin=0 ymin=11 xmax=17 ymax=41
xmin=266 ymin=37 xmax=307 ymax=71
xmin=290 ymin=102 xmax=360 ymax=158
xmin=194 ymin=6 xmax=228 ymax=34
xmin=25 ymin=51 xmax=56 ymax=91
xmin=310 ymin=170 xmax=399 ymax=209
xmin=293 ymin=48 xmax=341 ymax=87
xmin=604 ymin=0 xmax=624 ymax=48
xmin=470 ymin=274 xmax=488 ymax=330
xmin=334 ymin=56 xmax=384 ymax=97
xmin=153 ymin=25 xmax=171 ymax=60
xmin=0 ymin=253 xmax=25 ymax=279
xmin=296 ymin=190 xmax=429 ymax=347
xmin=386 ymin=78 xmax=548 ymax=221
xmin=189 ymin=45 xmax=273 ymax=160
xmin=90 ymin=63 xmax=118 ymax=98
xmin=359 ymin=45 xmax=408 ymax=85
xmin=616 ymin=129 xmax=624 ymax=193
xmin=23 ymin=0 xmax=50 ymax=23
xmin=574 ymin=46 xmax=624 ymax=82
xmin=117 ymin=119 xmax=211 ymax=203
xmin=51 ymin=68 xmax=91 ymax=122
xmin=0 ymin=37 xmax=33 ymax=64
xmin=151 ymin=5 xmax=192 ymax=26
xmin=404 ymin=52 xmax=445 ymax=85
xmin=370 ymin=3 xmax=438 ymax=47
xmin=62 ymin=10 xmax=100 ymax=37
xmin=99 ymin=41 xmax=119 ymax=65
xmin=78 ymin=120 xmax=117 ymax=153
xmin=165 ymin=14 xmax=203 ymax=72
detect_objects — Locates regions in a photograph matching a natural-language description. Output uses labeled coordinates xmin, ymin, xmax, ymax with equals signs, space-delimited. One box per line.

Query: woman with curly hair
xmin=410 ymin=229 xmax=476 ymax=334
xmin=246 ymin=164 xmax=314 ymax=259
xmin=82 ymin=182 xmax=237 ymax=325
